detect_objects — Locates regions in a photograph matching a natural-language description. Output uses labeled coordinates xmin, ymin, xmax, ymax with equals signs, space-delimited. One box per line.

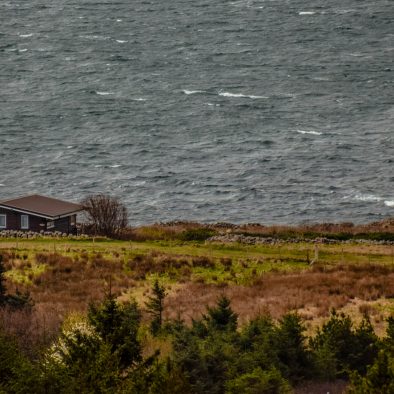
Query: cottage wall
xmin=53 ymin=217 xmax=72 ymax=233
xmin=0 ymin=208 xmax=46 ymax=232
xmin=0 ymin=208 xmax=19 ymax=229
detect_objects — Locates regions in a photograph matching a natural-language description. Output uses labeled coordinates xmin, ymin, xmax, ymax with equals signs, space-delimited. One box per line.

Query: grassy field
xmin=0 ymin=234 xmax=394 ymax=393
xmin=2 ymin=237 xmax=394 ymax=334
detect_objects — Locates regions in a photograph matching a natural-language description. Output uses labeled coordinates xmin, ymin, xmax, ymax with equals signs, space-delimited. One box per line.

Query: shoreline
xmin=0 ymin=217 xmax=393 ymax=243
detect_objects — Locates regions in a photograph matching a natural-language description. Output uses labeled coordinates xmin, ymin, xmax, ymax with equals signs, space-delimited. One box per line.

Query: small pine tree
xmin=348 ymin=350 xmax=394 ymax=393
xmin=275 ymin=313 xmax=311 ymax=382
xmin=146 ymin=280 xmax=166 ymax=335
xmin=226 ymin=367 xmax=292 ymax=394
xmin=88 ymin=293 xmax=142 ymax=368
xmin=203 ymin=295 xmax=238 ymax=332
xmin=352 ymin=315 xmax=379 ymax=374
xmin=310 ymin=309 xmax=354 ymax=377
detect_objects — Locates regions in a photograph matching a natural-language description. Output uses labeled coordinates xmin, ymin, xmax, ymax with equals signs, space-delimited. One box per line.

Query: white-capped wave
xmin=384 ymin=200 xmax=394 ymax=207
xmin=132 ymin=98 xmax=147 ymax=101
xmin=19 ymin=49 xmax=28 ymax=52
xmin=354 ymin=194 xmax=383 ymax=202
xmin=79 ymin=35 xmax=110 ymax=40
xmin=96 ymin=91 xmax=114 ymax=96
xmin=110 ymin=164 xmax=122 ymax=168
xmin=296 ymin=130 xmax=322 ymax=135
xmin=116 ymin=40 xmax=128 ymax=43
xmin=19 ymin=33 xmax=33 ymax=38
xmin=182 ymin=89 xmax=205 ymax=95
xmin=299 ymin=11 xmax=316 ymax=15
xmin=219 ymin=92 xmax=268 ymax=99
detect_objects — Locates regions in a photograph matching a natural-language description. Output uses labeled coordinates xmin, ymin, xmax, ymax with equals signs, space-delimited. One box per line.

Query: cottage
xmin=0 ymin=194 xmax=83 ymax=234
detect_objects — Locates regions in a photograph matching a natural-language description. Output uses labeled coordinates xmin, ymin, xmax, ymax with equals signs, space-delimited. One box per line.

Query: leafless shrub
xmin=82 ymin=194 xmax=128 ymax=238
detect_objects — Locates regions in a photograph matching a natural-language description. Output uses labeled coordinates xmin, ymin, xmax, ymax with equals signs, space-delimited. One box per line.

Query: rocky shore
xmin=207 ymin=234 xmax=394 ymax=246
xmin=0 ymin=230 xmax=90 ymax=239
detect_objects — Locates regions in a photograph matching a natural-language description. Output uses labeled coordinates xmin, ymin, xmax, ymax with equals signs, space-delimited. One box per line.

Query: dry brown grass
xmin=2 ymin=238 xmax=394 ymax=358
xmin=127 ymin=253 xmax=192 ymax=280
xmin=164 ymin=263 xmax=394 ymax=327
xmin=6 ymin=252 xmax=394 ymax=333
xmin=0 ymin=254 xmax=138 ymax=357
xmin=5 ymin=252 xmax=135 ymax=321
xmin=0 ymin=305 xmax=62 ymax=357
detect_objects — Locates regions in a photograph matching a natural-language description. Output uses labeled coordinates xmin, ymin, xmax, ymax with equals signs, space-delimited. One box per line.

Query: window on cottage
xmin=0 ymin=214 xmax=6 ymax=229
xmin=47 ymin=221 xmax=55 ymax=229
xmin=21 ymin=215 xmax=29 ymax=229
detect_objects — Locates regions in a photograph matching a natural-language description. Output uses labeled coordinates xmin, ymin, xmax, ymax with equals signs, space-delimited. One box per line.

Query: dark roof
xmin=0 ymin=194 xmax=83 ymax=219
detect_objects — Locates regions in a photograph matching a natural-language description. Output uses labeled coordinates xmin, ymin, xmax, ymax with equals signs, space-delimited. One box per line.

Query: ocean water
xmin=0 ymin=0 xmax=393 ymax=225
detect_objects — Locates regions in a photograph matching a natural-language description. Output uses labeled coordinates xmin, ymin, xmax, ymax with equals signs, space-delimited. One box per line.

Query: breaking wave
xmin=296 ymin=130 xmax=322 ymax=135
xmin=219 ymin=92 xmax=268 ymax=99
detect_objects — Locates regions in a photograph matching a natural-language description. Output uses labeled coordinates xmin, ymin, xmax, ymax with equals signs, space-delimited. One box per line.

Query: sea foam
xmin=384 ymin=200 xmax=394 ymax=207
xmin=354 ymin=194 xmax=383 ymax=202
xmin=219 ymin=92 xmax=268 ymax=99
xmin=182 ymin=89 xmax=205 ymax=95
xmin=296 ymin=130 xmax=322 ymax=135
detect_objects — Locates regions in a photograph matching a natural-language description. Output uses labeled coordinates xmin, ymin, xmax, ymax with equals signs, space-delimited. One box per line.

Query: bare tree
xmin=82 ymin=194 xmax=128 ymax=238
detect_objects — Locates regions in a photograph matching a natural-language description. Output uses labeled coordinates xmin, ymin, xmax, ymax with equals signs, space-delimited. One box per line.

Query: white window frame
xmin=0 ymin=214 xmax=6 ymax=229
xmin=21 ymin=215 xmax=29 ymax=230
xmin=47 ymin=220 xmax=55 ymax=229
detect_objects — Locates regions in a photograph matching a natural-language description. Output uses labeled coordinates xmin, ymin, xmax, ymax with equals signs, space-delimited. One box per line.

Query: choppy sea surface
xmin=0 ymin=0 xmax=393 ymax=225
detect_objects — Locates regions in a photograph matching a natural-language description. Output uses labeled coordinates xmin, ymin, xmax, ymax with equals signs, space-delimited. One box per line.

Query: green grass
xmin=1 ymin=238 xmax=393 ymax=263
xmin=1 ymin=238 xmax=393 ymax=289
xmin=5 ymin=263 xmax=47 ymax=285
